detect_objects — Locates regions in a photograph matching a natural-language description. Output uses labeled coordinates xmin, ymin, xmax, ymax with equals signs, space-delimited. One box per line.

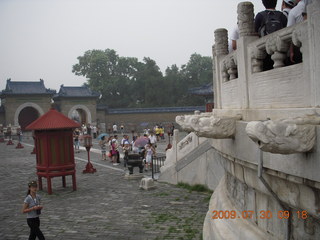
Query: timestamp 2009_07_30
xmin=212 ymin=210 xmax=308 ymax=220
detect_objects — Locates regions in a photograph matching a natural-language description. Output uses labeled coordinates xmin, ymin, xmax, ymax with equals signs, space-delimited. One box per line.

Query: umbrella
xmin=133 ymin=137 xmax=149 ymax=148
xmin=97 ymin=133 xmax=108 ymax=140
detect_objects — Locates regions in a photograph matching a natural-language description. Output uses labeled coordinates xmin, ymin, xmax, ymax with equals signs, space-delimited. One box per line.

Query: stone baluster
xmin=221 ymin=61 xmax=229 ymax=82
xmin=251 ymin=48 xmax=267 ymax=73
xmin=237 ymin=2 xmax=255 ymax=37
xmin=266 ymin=36 xmax=290 ymax=68
xmin=227 ymin=57 xmax=238 ymax=80
xmin=292 ymin=24 xmax=307 ymax=57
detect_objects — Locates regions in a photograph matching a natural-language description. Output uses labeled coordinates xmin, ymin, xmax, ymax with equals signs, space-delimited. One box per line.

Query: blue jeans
xmin=74 ymin=140 xmax=80 ymax=149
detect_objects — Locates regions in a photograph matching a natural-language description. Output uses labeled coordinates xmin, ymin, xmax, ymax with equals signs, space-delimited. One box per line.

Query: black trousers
xmin=27 ymin=217 xmax=45 ymax=240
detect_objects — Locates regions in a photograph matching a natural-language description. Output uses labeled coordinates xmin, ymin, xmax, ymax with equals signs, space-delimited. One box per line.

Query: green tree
xmin=165 ymin=53 xmax=213 ymax=106
xmin=72 ymin=49 xmax=141 ymax=107
xmin=72 ymin=49 xmax=213 ymax=108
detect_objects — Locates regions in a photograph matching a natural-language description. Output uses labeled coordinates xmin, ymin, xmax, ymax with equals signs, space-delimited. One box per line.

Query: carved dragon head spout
xmin=246 ymin=120 xmax=316 ymax=154
xmin=176 ymin=114 xmax=240 ymax=139
xmin=246 ymin=121 xmax=271 ymax=147
xmin=176 ymin=115 xmax=193 ymax=132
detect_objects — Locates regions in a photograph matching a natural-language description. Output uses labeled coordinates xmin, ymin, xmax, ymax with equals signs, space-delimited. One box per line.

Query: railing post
xmin=236 ymin=1 xmax=258 ymax=109
xmin=237 ymin=2 xmax=255 ymax=38
xmin=213 ymin=28 xmax=228 ymax=109
xmin=307 ymin=0 xmax=320 ymax=107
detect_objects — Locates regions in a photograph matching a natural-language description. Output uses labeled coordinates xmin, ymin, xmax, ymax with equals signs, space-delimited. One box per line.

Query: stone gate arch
xmin=14 ymin=102 xmax=44 ymax=128
xmin=68 ymin=104 xmax=92 ymax=124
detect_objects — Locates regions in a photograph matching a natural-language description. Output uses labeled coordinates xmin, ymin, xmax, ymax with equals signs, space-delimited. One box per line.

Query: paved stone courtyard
xmin=0 ymin=136 xmax=210 ymax=240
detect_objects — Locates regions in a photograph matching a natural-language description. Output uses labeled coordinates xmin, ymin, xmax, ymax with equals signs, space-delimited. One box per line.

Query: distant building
xmin=53 ymin=85 xmax=100 ymax=125
xmin=188 ymin=82 xmax=214 ymax=112
xmin=0 ymin=79 xmax=207 ymax=132
xmin=0 ymin=79 xmax=55 ymax=130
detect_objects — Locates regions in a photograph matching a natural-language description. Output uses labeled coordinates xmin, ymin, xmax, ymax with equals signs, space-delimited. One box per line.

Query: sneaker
xmin=113 ymin=163 xmax=119 ymax=166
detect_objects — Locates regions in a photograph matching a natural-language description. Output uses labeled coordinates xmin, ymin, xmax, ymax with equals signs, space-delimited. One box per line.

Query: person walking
xmin=120 ymin=124 xmax=124 ymax=134
xmin=92 ymin=125 xmax=97 ymax=139
xmin=73 ymin=128 xmax=80 ymax=153
xmin=144 ymin=143 xmax=155 ymax=171
xmin=111 ymin=139 xmax=119 ymax=165
xmin=112 ymin=123 xmax=118 ymax=134
xmin=99 ymin=136 xmax=107 ymax=160
xmin=148 ymin=131 xmax=157 ymax=148
xmin=22 ymin=180 xmax=45 ymax=240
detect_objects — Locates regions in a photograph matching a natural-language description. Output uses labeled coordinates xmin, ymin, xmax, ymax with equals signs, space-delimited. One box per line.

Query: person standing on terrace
xmin=282 ymin=0 xmax=295 ymax=18
xmin=255 ymin=0 xmax=287 ymax=70
xmin=255 ymin=0 xmax=287 ymax=37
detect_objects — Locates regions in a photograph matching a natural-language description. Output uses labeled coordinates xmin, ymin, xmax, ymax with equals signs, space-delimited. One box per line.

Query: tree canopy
xmin=72 ymin=49 xmax=213 ymax=108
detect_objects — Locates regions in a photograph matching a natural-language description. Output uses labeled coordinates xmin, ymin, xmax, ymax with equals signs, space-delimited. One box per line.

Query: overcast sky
xmin=0 ymin=0 xmax=282 ymax=91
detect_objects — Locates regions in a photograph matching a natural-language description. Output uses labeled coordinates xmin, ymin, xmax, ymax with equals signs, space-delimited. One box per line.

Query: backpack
xmin=259 ymin=10 xmax=284 ymax=37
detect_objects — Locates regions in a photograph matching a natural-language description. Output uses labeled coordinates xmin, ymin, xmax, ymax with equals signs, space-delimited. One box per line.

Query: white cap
xmin=284 ymin=0 xmax=295 ymax=7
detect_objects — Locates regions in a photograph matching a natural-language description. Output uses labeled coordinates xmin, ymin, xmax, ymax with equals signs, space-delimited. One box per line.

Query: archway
xmin=14 ymin=102 xmax=44 ymax=129
xmin=71 ymin=108 xmax=87 ymax=124
xmin=18 ymin=107 xmax=40 ymax=130
xmin=68 ymin=105 xmax=92 ymax=124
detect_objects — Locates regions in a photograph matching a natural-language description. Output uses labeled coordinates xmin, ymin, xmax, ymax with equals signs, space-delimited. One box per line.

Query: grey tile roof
xmin=105 ymin=106 xmax=206 ymax=114
xmin=188 ymin=82 xmax=213 ymax=96
xmin=55 ymin=85 xmax=100 ymax=98
xmin=1 ymin=79 xmax=56 ymax=95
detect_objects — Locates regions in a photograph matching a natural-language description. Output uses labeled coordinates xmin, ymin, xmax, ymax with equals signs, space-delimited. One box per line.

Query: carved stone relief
xmin=178 ymin=135 xmax=193 ymax=150
xmin=176 ymin=113 xmax=242 ymax=139
xmin=246 ymin=117 xmax=317 ymax=154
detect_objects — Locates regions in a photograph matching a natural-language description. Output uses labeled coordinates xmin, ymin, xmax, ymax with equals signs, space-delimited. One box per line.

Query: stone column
xmin=237 ymin=2 xmax=255 ymax=37
xmin=307 ymin=1 xmax=320 ymax=107
xmin=213 ymin=28 xmax=228 ymax=109
xmin=214 ymin=28 xmax=228 ymax=56
xmin=236 ymin=1 xmax=258 ymax=109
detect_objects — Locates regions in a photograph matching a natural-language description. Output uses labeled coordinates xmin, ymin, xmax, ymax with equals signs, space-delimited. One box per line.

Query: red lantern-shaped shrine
xmin=26 ymin=108 xmax=80 ymax=194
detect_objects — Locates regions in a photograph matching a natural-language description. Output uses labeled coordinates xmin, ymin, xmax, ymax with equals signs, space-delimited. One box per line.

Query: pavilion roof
xmin=26 ymin=108 xmax=80 ymax=130
xmin=188 ymin=82 xmax=213 ymax=96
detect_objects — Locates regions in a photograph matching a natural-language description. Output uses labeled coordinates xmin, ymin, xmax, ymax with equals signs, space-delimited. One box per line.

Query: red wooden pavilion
xmin=26 ymin=108 xmax=80 ymax=194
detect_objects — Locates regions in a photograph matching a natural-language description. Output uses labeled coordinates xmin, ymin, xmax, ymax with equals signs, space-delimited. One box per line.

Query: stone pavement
xmin=0 ymin=136 xmax=210 ymax=240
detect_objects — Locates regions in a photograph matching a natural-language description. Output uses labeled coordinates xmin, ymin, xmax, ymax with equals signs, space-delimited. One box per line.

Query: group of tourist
xmin=73 ymin=124 xmax=100 ymax=152
xmin=98 ymin=135 xmax=121 ymax=165
xmin=80 ymin=123 xmax=98 ymax=138
xmin=98 ymin=132 xmax=158 ymax=171
xmin=230 ymin=0 xmax=312 ymax=65
xmin=143 ymin=123 xmax=175 ymax=142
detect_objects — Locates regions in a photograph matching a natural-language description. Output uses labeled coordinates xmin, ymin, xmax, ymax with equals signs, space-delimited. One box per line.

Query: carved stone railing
xmin=221 ymin=51 xmax=238 ymax=82
xmin=249 ymin=22 xmax=306 ymax=72
xmin=212 ymin=1 xmax=320 ymax=111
